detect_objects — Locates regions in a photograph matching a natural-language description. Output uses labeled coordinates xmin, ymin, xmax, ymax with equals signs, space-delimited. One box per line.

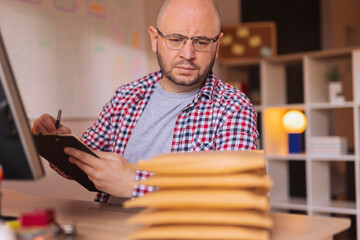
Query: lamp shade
xmin=282 ymin=110 xmax=307 ymax=134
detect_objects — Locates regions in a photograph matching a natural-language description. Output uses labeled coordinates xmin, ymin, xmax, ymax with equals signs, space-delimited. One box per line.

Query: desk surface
xmin=1 ymin=189 xmax=350 ymax=240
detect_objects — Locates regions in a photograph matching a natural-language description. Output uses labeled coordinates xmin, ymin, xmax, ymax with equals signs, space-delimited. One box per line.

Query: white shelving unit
xmin=218 ymin=47 xmax=360 ymax=239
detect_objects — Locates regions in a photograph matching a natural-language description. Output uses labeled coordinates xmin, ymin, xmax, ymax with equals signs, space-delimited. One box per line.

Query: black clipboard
xmin=33 ymin=134 xmax=99 ymax=192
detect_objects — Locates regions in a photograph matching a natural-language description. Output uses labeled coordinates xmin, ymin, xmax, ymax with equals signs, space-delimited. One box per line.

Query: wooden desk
xmin=1 ymin=190 xmax=350 ymax=240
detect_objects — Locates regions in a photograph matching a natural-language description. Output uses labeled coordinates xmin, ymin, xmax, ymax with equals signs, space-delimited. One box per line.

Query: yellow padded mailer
xmin=135 ymin=150 xmax=266 ymax=174
xmin=124 ymin=189 xmax=269 ymax=210
xmin=138 ymin=173 xmax=273 ymax=189
xmin=125 ymin=225 xmax=269 ymax=240
xmin=127 ymin=209 xmax=273 ymax=228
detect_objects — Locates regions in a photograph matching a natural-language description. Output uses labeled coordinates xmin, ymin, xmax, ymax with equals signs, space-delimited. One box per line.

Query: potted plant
xmin=326 ymin=66 xmax=344 ymax=103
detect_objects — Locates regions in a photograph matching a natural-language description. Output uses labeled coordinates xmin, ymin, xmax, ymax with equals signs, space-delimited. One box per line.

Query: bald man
xmin=32 ymin=0 xmax=259 ymax=203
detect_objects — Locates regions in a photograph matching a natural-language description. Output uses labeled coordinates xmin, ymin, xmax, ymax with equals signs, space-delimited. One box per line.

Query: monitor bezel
xmin=0 ymin=28 xmax=44 ymax=180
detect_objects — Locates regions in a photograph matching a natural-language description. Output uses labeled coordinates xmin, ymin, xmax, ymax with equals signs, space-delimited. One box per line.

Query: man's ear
xmin=148 ymin=26 xmax=158 ymax=53
xmin=215 ymin=32 xmax=224 ymax=59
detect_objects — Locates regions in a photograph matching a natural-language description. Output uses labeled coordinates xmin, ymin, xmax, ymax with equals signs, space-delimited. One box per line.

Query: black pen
xmin=55 ymin=109 xmax=62 ymax=130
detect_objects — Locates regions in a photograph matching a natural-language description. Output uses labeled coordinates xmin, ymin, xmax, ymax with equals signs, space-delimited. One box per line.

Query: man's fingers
xmin=95 ymin=151 xmax=118 ymax=160
xmin=95 ymin=151 xmax=133 ymax=168
xmin=57 ymin=125 xmax=72 ymax=134
xmin=39 ymin=115 xmax=57 ymax=133
xmin=65 ymin=147 xmax=98 ymax=167
xmin=32 ymin=114 xmax=57 ymax=134
xmin=95 ymin=151 xmax=129 ymax=164
xmin=32 ymin=123 xmax=49 ymax=134
xmin=32 ymin=113 xmax=72 ymax=135
xmin=68 ymin=156 xmax=94 ymax=175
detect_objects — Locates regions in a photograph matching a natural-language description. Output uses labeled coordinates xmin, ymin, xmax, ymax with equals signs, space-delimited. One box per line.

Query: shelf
xmin=262 ymin=104 xmax=305 ymax=110
xmin=265 ymin=52 xmax=304 ymax=64
xmin=311 ymin=161 xmax=355 ymax=214
xmin=217 ymin=57 xmax=261 ymax=67
xmin=219 ymin=46 xmax=360 ymax=238
xmin=305 ymin=51 xmax=354 ymax=104
xmin=266 ymin=153 xmax=307 ymax=161
xmin=262 ymin=61 xmax=304 ymax=106
xmin=306 ymin=46 xmax=356 ymax=59
xmin=310 ymin=154 xmax=356 ymax=161
xmin=270 ymin=198 xmax=308 ymax=211
xmin=308 ymin=101 xmax=355 ymax=109
xmin=268 ymin=160 xmax=307 ymax=206
xmin=218 ymin=47 xmax=360 ymax=66
xmin=307 ymin=108 xmax=354 ymax=149
xmin=312 ymin=201 xmax=357 ymax=215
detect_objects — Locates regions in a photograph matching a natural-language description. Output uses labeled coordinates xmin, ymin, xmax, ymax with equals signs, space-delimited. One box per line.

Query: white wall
xmin=331 ymin=0 xmax=360 ymax=48
xmin=321 ymin=0 xmax=360 ymax=49
xmin=0 ymin=0 xmax=148 ymax=119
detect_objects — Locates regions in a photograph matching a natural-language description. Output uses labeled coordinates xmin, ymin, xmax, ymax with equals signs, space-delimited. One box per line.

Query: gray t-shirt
xmin=123 ymin=82 xmax=199 ymax=164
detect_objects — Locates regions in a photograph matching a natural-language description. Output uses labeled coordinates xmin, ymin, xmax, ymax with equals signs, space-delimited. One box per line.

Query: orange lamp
xmin=282 ymin=110 xmax=307 ymax=153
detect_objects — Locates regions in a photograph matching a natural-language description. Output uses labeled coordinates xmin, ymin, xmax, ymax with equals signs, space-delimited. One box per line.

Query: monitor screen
xmin=0 ymin=28 xmax=44 ymax=180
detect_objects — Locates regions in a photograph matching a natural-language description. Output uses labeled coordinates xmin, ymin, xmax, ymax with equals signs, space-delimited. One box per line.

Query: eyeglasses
xmin=156 ymin=28 xmax=220 ymax=52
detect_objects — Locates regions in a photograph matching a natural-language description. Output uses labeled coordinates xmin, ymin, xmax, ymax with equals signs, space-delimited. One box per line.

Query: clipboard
xmin=33 ymin=134 xmax=99 ymax=192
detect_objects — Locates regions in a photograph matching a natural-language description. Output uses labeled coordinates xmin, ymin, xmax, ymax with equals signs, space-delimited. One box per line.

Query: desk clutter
xmin=0 ymin=208 xmax=76 ymax=240
xmin=124 ymin=150 xmax=273 ymax=240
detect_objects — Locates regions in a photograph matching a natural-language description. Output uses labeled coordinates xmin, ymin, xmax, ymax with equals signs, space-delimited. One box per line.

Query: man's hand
xmin=32 ymin=114 xmax=71 ymax=134
xmin=64 ymin=147 xmax=136 ymax=198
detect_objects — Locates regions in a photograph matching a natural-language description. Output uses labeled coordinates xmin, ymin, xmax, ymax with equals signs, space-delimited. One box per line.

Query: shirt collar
xmin=149 ymin=70 xmax=216 ymax=101
xmin=198 ymin=72 xmax=216 ymax=100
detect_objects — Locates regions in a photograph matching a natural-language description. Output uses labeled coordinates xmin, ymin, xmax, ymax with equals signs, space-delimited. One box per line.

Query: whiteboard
xmin=0 ymin=0 xmax=148 ymax=118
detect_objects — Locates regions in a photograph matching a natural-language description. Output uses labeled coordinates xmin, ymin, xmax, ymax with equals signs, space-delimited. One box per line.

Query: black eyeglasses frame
xmin=156 ymin=28 xmax=221 ymax=52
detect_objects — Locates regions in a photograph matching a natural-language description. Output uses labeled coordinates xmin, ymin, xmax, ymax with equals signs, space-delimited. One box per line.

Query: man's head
xmin=149 ymin=0 xmax=223 ymax=93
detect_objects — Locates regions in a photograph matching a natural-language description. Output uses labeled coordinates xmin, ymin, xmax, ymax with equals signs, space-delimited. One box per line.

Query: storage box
xmin=309 ymin=136 xmax=348 ymax=155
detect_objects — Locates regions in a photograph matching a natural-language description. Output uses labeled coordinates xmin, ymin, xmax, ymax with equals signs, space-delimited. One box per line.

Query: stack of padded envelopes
xmin=124 ymin=150 xmax=273 ymax=240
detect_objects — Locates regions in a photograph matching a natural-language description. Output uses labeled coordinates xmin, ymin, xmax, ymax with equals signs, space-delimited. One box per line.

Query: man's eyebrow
xmin=171 ymin=33 xmax=187 ymax=37
xmin=194 ymin=35 xmax=212 ymax=39
xmin=171 ymin=33 xmax=212 ymax=39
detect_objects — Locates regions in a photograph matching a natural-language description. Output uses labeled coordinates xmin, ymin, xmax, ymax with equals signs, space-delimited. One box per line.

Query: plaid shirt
xmin=80 ymin=70 xmax=258 ymax=202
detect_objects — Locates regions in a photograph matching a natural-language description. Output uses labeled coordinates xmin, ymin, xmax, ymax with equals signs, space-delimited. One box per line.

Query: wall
xmin=330 ymin=0 xmax=360 ymax=48
xmin=322 ymin=0 xmax=360 ymax=49
xmin=0 ymin=0 xmax=148 ymax=119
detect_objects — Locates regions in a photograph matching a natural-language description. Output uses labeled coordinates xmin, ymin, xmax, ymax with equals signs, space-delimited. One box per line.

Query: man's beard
xmin=156 ymin=47 xmax=216 ymax=88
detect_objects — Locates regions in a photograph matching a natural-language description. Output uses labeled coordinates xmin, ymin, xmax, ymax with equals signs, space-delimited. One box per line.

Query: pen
xmin=55 ymin=109 xmax=62 ymax=130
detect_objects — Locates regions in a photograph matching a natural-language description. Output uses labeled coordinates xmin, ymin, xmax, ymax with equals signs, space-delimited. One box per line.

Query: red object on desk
xmin=19 ymin=209 xmax=55 ymax=227
xmin=0 ymin=165 xmax=4 ymax=180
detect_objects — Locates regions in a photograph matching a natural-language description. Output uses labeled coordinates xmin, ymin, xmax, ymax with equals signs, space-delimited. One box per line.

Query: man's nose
xmin=179 ymin=40 xmax=196 ymax=60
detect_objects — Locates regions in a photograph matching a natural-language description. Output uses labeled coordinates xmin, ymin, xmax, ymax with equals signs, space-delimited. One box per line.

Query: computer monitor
xmin=0 ymin=28 xmax=44 ymax=180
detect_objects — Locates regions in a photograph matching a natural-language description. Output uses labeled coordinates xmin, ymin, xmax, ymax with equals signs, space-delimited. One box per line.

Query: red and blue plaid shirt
xmin=79 ymin=70 xmax=258 ymax=202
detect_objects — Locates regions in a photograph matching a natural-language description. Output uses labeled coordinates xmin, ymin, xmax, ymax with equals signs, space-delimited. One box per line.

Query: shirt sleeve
xmin=215 ymin=103 xmax=259 ymax=150
xmin=93 ymin=170 xmax=156 ymax=202
xmin=132 ymin=170 xmax=157 ymax=198
xmin=94 ymin=163 xmax=158 ymax=202
xmin=81 ymin=104 xmax=113 ymax=152
xmin=81 ymin=96 xmax=118 ymax=202
xmin=47 ymin=98 xmax=114 ymax=201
